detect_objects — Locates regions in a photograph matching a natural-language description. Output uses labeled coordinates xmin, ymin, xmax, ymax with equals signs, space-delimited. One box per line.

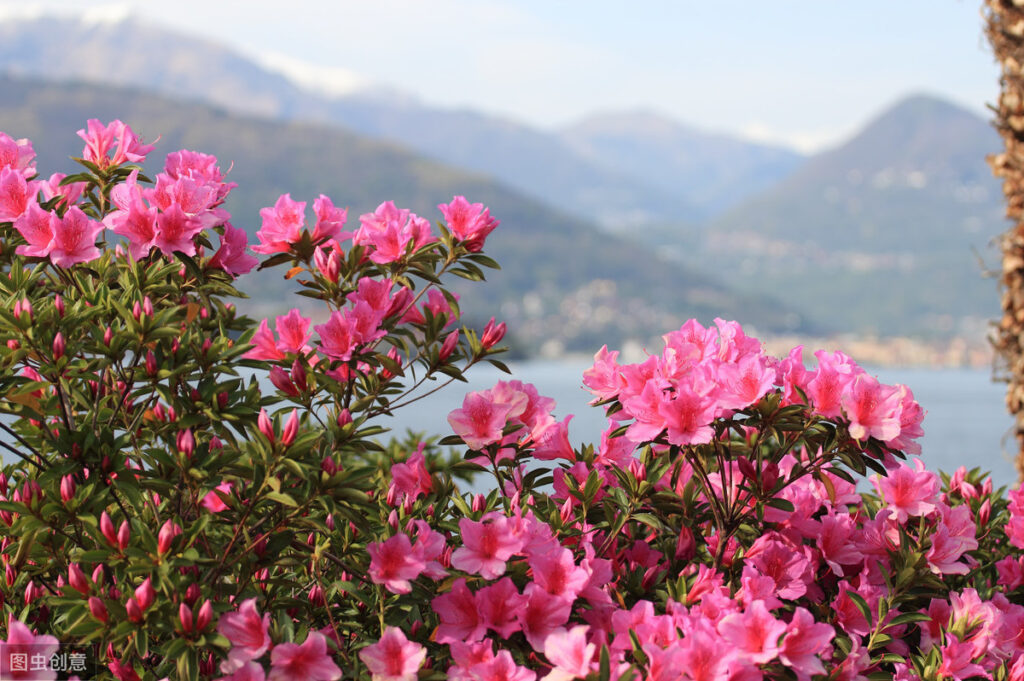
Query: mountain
xmin=560 ymin=110 xmax=805 ymax=218
xmin=0 ymin=76 xmax=813 ymax=355
xmin=695 ymin=94 xmax=1004 ymax=338
xmin=0 ymin=12 xmax=704 ymax=228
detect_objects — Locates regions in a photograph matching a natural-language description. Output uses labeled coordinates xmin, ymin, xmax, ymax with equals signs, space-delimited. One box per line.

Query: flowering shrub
xmin=0 ymin=121 xmax=1022 ymax=681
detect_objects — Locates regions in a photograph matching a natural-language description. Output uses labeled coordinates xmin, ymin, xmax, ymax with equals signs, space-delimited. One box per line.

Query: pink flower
xmin=0 ymin=167 xmax=35 ymax=222
xmin=936 ymin=635 xmax=986 ymax=681
xmin=842 ymin=373 xmax=903 ymax=442
xmin=717 ymin=600 xmax=787 ymax=665
xmin=201 ymin=482 xmax=234 ymax=513
xmin=432 ymin=578 xmax=486 ymax=643
xmin=358 ymin=627 xmax=426 ymax=681
xmin=517 ymin=584 xmax=572 ymax=651
xmin=529 ymin=546 xmax=589 ymax=601
xmin=48 ymin=206 xmax=103 ymax=267
xmin=447 ymin=391 xmax=514 ymax=450
xmin=269 ymin=632 xmax=341 ymax=681
xmin=153 ymin=203 xmax=204 ymax=256
xmin=389 ymin=444 xmax=432 ymax=502
xmin=367 ymin=533 xmax=426 ymax=594
xmin=451 ymin=515 xmax=524 ymax=579
xmin=253 ymin=193 xmax=306 ymax=254
xmin=218 ymin=598 xmax=272 ymax=673
xmin=438 ymin=196 xmax=499 ymax=251
xmin=217 ymin=662 xmax=267 ymax=681
xmin=465 ymin=651 xmax=536 ymax=681
xmin=874 ymin=458 xmax=939 ymax=524
xmin=805 ymin=350 xmax=861 ymax=419
xmin=355 ymin=201 xmax=434 ymax=264
xmin=13 ymin=202 xmax=58 ymax=258
xmin=244 ymin=320 xmax=287 ymax=361
xmin=311 ymin=195 xmax=350 ymax=242
xmin=0 ymin=132 xmax=36 ymax=176
xmin=275 ymin=309 xmax=313 ymax=355
xmin=210 ymin=224 xmax=258 ymax=276
xmin=778 ymin=607 xmax=834 ymax=681
xmin=1 ymin=616 xmax=59 ymax=681
xmin=582 ymin=345 xmax=625 ymax=403
xmin=77 ymin=119 xmax=154 ymax=168
xmin=477 ymin=577 xmax=527 ymax=638
xmin=543 ymin=625 xmax=595 ymax=681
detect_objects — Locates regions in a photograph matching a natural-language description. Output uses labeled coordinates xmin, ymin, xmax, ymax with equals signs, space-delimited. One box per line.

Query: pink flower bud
xmin=381 ymin=347 xmax=402 ymax=381
xmin=54 ymin=295 xmax=64 ymax=318
xmin=269 ymin=366 xmax=298 ymax=397
xmin=257 ymin=409 xmax=275 ymax=445
xmin=117 ymin=521 xmax=130 ymax=551
xmin=196 ymin=600 xmax=212 ymax=631
xmin=202 ymin=338 xmax=212 ymax=355
xmin=675 ymin=525 xmax=697 ymax=562
xmin=560 ymin=498 xmax=574 ymax=524
xmin=480 ymin=317 xmax=506 ymax=349
xmin=91 ymin=565 xmax=105 ymax=587
xmin=135 ymin=578 xmax=155 ymax=611
xmin=167 ymin=406 xmax=177 ymax=422
xmin=179 ymin=602 xmax=193 ymax=633
xmin=321 ymin=457 xmax=338 ymax=476
xmin=200 ymin=307 xmax=209 ymax=320
xmin=142 ymin=296 xmax=154 ymax=317
xmin=13 ymin=299 xmax=22 ymax=320
xmin=6 ymin=340 xmax=18 ymax=350
xmin=176 ymin=429 xmax=195 ymax=458
xmin=103 ymin=326 xmax=113 ymax=346
xmin=471 ymin=493 xmax=486 ymax=513
xmin=52 ymin=332 xmax=65 ymax=360
xmin=60 ymin=475 xmax=76 ymax=503
xmin=100 ymin=512 xmax=117 ymax=547
xmin=388 ymin=510 xmax=399 ymax=530
xmin=24 ymin=580 xmax=39 ymax=604
xmin=337 ymin=409 xmax=352 ymax=427
xmin=4 ymin=564 xmax=14 ymax=588
xmin=126 ymin=597 xmax=143 ymax=623
xmin=281 ymin=409 xmax=298 ymax=447
xmin=439 ymin=331 xmax=459 ymax=361
xmin=88 ymin=596 xmax=108 ymax=623
xmin=290 ymin=358 xmax=307 ymax=393
xmin=145 ymin=350 xmax=157 ymax=376
xmin=20 ymin=298 xmax=32 ymax=321
xmin=157 ymin=520 xmax=182 ymax=555
xmin=217 ymin=392 xmax=228 ymax=410
xmin=132 ymin=301 xmax=141 ymax=320
xmin=68 ymin=563 xmax=89 ymax=595
xmin=185 ymin=582 xmax=200 ymax=606
xmin=325 ymin=514 xmax=335 ymax=531
xmin=171 ymin=338 xmax=180 ymax=354
xmin=309 ymin=585 xmax=325 ymax=607
xmin=979 ymin=499 xmax=992 ymax=526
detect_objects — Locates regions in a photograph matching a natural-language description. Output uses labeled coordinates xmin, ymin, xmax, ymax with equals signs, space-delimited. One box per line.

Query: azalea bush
xmin=0 ymin=121 xmax=1023 ymax=681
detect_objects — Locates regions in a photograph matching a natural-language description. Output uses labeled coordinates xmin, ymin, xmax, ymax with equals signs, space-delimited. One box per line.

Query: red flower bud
xmin=135 ymin=578 xmax=155 ymax=611
xmin=100 ymin=512 xmax=117 ymax=547
xmin=337 ymin=409 xmax=352 ymax=427
xmin=480 ymin=317 xmax=506 ymax=349
xmin=217 ymin=392 xmax=228 ymax=410
xmin=132 ymin=301 xmax=141 ymax=320
xmin=157 ymin=520 xmax=182 ymax=555
xmin=54 ymin=295 xmax=64 ymax=318
xmin=177 ymin=429 xmax=195 ymax=458
xmin=60 ymin=475 xmax=76 ymax=503
xmin=117 ymin=521 xmax=130 ymax=551
xmin=290 ymin=358 xmax=308 ymax=393
xmin=281 ymin=409 xmax=299 ymax=447
xmin=126 ymin=597 xmax=143 ymax=624
xmin=103 ymin=326 xmax=113 ymax=347
xmin=269 ymin=366 xmax=298 ymax=397
xmin=142 ymin=296 xmax=154 ymax=317
xmin=4 ymin=564 xmax=14 ymax=588
xmin=979 ymin=499 xmax=992 ymax=526
xmin=472 ymin=493 xmax=486 ymax=513
xmin=145 ymin=350 xmax=157 ymax=377
xmin=179 ymin=602 xmax=193 ymax=633
xmin=91 ymin=565 xmax=105 ymax=587
xmin=185 ymin=582 xmax=200 ymax=606
xmin=439 ymin=330 xmax=459 ymax=361
xmin=52 ymin=332 xmax=65 ymax=360
xmin=88 ymin=596 xmax=108 ymax=623
xmin=196 ymin=600 xmax=212 ymax=631
xmin=257 ymin=409 xmax=275 ymax=444
xmin=68 ymin=563 xmax=89 ymax=595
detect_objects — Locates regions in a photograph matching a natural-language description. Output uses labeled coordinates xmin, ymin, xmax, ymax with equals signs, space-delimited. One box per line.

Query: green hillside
xmin=0 ymin=76 xmax=813 ymax=354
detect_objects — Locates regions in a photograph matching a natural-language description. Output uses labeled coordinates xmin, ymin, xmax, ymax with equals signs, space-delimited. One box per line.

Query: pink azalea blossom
xmin=48 ymin=206 xmax=103 ymax=267
xmin=447 ymin=391 xmax=515 ymax=451
xmin=1 ymin=616 xmax=59 ymax=681
xmin=77 ymin=119 xmax=154 ymax=168
xmin=218 ymin=598 xmax=272 ymax=673
xmin=253 ymin=193 xmax=307 ymax=254
xmin=451 ymin=515 xmax=524 ymax=579
xmin=268 ymin=632 xmax=341 ymax=681
xmin=0 ymin=132 xmax=35 ymax=176
xmin=842 ymin=373 xmax=903 ymax=442
xmin=367 ymin=533 xmax=426 ymax=594
xmin=517 ymin=584 xmax=572 ymax=651
xmin=13 ymin=202 xmax=57 ymax=258
xmin=874 ymin=458 xmax=939 ymax=524
xmin=438 ymin=195 xmax=499 ymax=251
xmin=358 ymin=627 xmax=426 ymax=681
xmin=543 ymin=625 xmax=595 ymax=681
xmin=779 ymin=607 xmax=835 ymax=681
xmin=244 ymin=319 xmax=287 ymax=361
xmin=210 ymin=224 xmax=258 ymax=276
xmin=717 ymin=600 xmax=787 ymax=665
xmin=432 ymin=578 xmax=487 ymax=643
xmin=0 ymin=167 xmax=35 ymax=222
xmin=389 ymin=444 xmax=432 ymax=502
xmin=201 ymin=482 xmax=234 ymax=513
xmin=311 ymin=195 xmax=350 ymax=242
xmin=217 ymin=661 xmax=266 ymax=681
xmin=153 ymin=203 xmax=204 ymax=256
xmin=315 ymin=310 xmax=360 ymax=361
xmin=477 ymin=577 xmax=527 ymax=638
xmin=274 ymin=309 xmax=313 ymax=355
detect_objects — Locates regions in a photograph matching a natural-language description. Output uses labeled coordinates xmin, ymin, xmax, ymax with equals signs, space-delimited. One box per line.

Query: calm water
xmin=384 ymin=361 xmax=1021 ymax=489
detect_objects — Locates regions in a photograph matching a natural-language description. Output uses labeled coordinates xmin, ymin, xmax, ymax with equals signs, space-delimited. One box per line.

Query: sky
xmin=0 ymin=0 xmax=1001 ymax=152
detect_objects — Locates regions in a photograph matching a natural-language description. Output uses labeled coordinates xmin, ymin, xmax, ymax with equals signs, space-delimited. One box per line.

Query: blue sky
xmin=0 ymin=0 xmax=999 ymax=152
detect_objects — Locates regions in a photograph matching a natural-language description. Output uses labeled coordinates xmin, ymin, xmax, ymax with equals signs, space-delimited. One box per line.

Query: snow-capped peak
xmin=254 ymin=51 xmax=370 ymax=99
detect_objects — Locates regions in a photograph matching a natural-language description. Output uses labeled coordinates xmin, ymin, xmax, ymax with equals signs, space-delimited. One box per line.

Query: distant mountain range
xmin=0 ymin=10 xmax=1007 ymax=348
xmin=0 ymin=13 xmax=803 ymax=227
xmin=0 ymin=76 xmax=809 ymax=355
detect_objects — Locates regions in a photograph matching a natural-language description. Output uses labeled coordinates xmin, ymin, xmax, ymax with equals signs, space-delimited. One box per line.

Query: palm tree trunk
xmin=985 ymin=0 xmax=1024 ymax=479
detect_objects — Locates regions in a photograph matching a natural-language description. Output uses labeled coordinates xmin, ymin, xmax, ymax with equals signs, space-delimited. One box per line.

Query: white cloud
xmin=739 ymin=122 xmax=852 ymax=154
xmin=253 ymin=51 xmax=370 ymax=98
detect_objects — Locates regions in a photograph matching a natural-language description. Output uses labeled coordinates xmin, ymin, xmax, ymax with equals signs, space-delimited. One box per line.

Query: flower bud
xmin=179 ymin=602 xmax=193 ymax=633
xmin=135 ymin=578 xmax=155 ymax=611
xmin=54 ymin=295 xmax=64 ymax=318
xmin=60 ymin=475 xmax=76 ymax=503
xmin=281 ymin=409 xmax=299 ymax=447
xmin=52 ymin=332 xmax=65 ymax=360
xmin=321 ymin=457 xmax=338 ymax=476
xmin=126 ymin=597 xmax=143 ymax=624
xmin=88 ymin=596 xmax=108 ymax=623
xmin=196 ymin=599 xmax=212 ymax=631
xmin=157 ymin=520 xmax=182 ymax=555
xmin=68 ymin=563 xmax=89 ymax=595
xmin=290 ymin=358 xmax=308 ymax=393
xmin=675 ymin=525 xmax=697 ymax=562
xmin=337 ymin=409 xmax=352 ymax=427
xmin=132 ymin=301 xmax=141 ymax=321
xmin=117 ymin=521 xmax=130 ymax=551
xmin=4 ymin=564 xmax=14 ymax=588
xmin=269 ymin=366 xmax=298 ymax=397
xmin=91 ymin=565 xmax=105 ymax=587
xmin=177 ymin=429 xmax=195 ymax=458
xmin=103 ymin=326 xmax=113 ymax=347
xmin=145 ymin=350 xmax=157 ymax=377
xmin=217 ymin=391 xmax=228 ymax=410
xmin=309 ymin=585 xmax=325 ymax=607
xmin=185 ymin=582 xmax=200 ymax=606
xmin=6 ymin=340 xmax=18 ymax=350
xmin=142 ymin=296 xmax=154 ymax=317
xmin=100 ymin=512 xmax=117 ymax=547
xmin=439 ymin=331 xmax=459 ymax=361
xmin=257 ymin=409 xmax=275 ymax=445
xmin=978 ymin=499 xmax=992 ymax=526
xmin=480 ymin=317 xmax=506 ymax=349
xmin=471 ymin=493 xmax=486 ymax=513
xmin=325 ymin=514 xmax=335 ymax=531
